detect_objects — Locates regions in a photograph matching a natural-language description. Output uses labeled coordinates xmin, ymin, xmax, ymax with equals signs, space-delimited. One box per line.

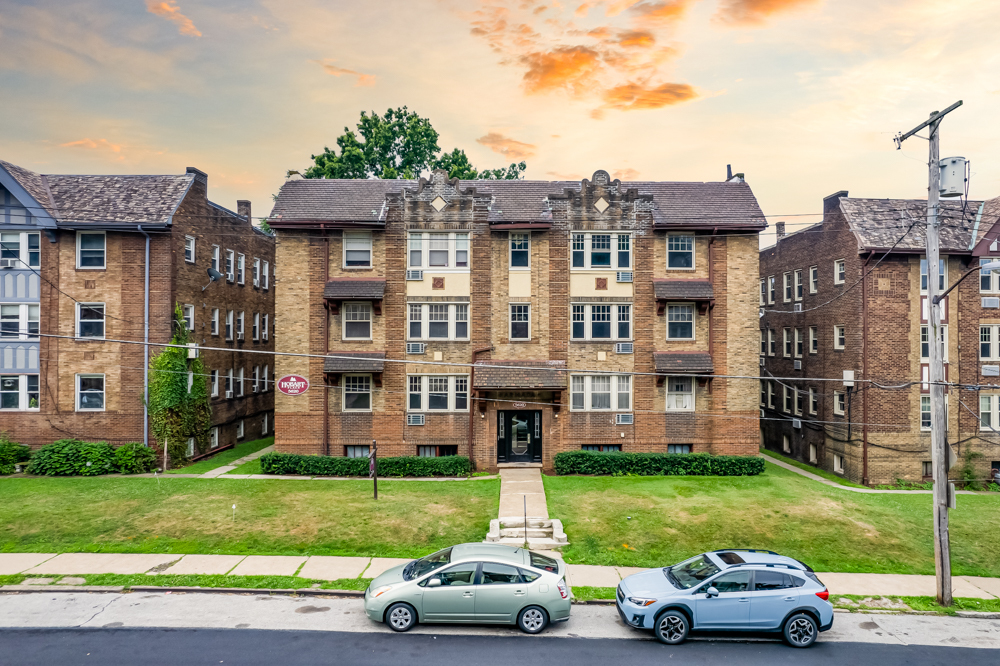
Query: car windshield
xmin=665 ymin=555 xmax=721 ymax=589
xmin=403 ymin=547 xmax=453 ymax=581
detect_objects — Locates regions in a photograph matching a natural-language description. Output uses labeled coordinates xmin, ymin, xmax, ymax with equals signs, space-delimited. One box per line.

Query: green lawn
xmin=0 ymin=476 xmax=499 ymax=558
xmin=0 ymin=572 xmax=371 ymax=591
xmin=165 ymin=437 xmax=274 ymax=475
xmin=759 ymin=449 xmax=867 ymax=488
xmin=545 ymin=462 xmax=1000 ymax=576
xmin=227 ymin=458 xmax=262 ymax=475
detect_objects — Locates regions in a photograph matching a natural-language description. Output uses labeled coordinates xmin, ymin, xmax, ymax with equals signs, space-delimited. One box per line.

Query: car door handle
xmin=514 ymin=589 xmax=525 ymax=596
xmin=463 ymin=592 xmax=474 ymax=597
xmin=783 ymin=596 xmax=795 ymax=601
xmin=739 ymin=598 xmax=750 ymax=602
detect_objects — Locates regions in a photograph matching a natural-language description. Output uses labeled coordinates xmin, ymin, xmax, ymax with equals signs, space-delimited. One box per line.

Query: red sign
xmin=277 ymin=375 xmax=310 ymax=396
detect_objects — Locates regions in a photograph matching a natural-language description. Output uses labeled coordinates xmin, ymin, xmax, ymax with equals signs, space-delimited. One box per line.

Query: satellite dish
xmin=203 ymin=267 xmax=225 ymax=291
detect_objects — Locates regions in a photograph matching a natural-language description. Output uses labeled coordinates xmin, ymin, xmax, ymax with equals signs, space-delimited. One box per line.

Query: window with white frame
xmin=570 ymin=303 xmax=631 ymax=341
xmin=510 ymin=304 xmax=530 ymax=340
xmin=343 ymin=303 xmax=372 ymax=340
xmin=809 ymin=444 xmax=817 ymax=463
xmin=237 ymin=420 xmax=244 ymax=439
xmin=343 ymin=374 xmax=372 ymax=411
xmin=834 ymin=259 xmax=846 ymax=284
xmin=210 ymin=427 xmax=219 ymax=448
xmin=184 ymin=236 xmax=195 ymax=263
xmin=253 ymin=257 xmax=261 ymax=287
xmin=794 ymin=270 xmax=803 ymax=300
xmin=783 ymin=272 xmax=792 ymax=302
xmin=262 ymin=413 xmax=268 ymax=435
xmin=263 ymin=314 xmax=269 ymax=341
xmin=667 ymin=234 xmax=694 ymax=269
xmin=667 ymin=304 xmax=694 ymax=340
xmin=665 ymin=376 xmax=694 ymax=411
xmin=834 ymin=391 xmax=846 ymax=415
xmin=406 ymin=233 xmax=470 ymax=269
xmin=834 ymin=325 xmax=845 ymax=349
xmin=809 ymin=326 xmax=818 ymax=354
xmin=76 ymin=374 xmax=105 ymax=411
xmin=76 ymin=232 xmax=106 ymax=269
xmin=237 ymin=367 xmax=244 ymax=396
xmin=208 ymin=308 xmax=218 ymax=336
xmin=760 ymin=380 xmax=766 ymax=406
xmin=921 ymin=325 xmax=947 ymax=361
xmin=407 ymin=303 xmax=469 ymax=340
xmin=920 ymin=258 xmax=946 ymax=293
xmin=263 ymin=261 xmax=269 ymax=289
xmin=759 ymin=329 xmax=766 ymax=355
xmin=210 ymin=369 xmax=219 ymax=397
xmin=767 ymin=276 xmax=775 ymax=304
xmin=0 ymin=374 xmax=39 ymax=410
xmin=783 ymin=328 xmax=792 ymax=357
xmin=571 ymin=232 xmax=631 ymax=269
xmin=262 ymin=364 xmax=269 ymax=391
xmin=767 ymin=381 xmax=775 ymax=408
xmin=252 ymin=313 xmax=260 ymax=341
xmin=510 ymin=233 xmax=530 ymax=269
xmin=759 ymin=279 xmax=766 ymax=305
xmin=77 ymin=303 xmax=105 ymax=339
xmin=794 ymin=328 xmax=803 ymax=357
xmin=407 ymin=375 xmax=469 ymax=411
xmin=225 ymin=310 xmax=233 ymax=340
xmin=981 ymin=258 xmax=1000 ymax=293
xmin=809 ymin=387 xmax=818 ymax=414
xmin=252 ymin=365 xmax=259 ymax=392
xmin=225 ymin=368 xmax=233 ymax=396
xmin=211 ymin=245 xmax=220 ymax=272
xmin=980 ymin=394 xmax=1000 ymax=430
xmin=344 ymin=231 xmax=372 ymax=268
xmin=236 ymin=311 xmax=244 ymax=339
xmin=795 ymin=388 xmax=804 ymax=415
xmin=783 ymin=385 xmax=792 ymax=412
xmin=0 ymin=232 xmax=40 ymax=268
xmin=980 ymin=325 xmax=1000 ymax=360
xmin=782 ymin=435 xmax=790 ymax=453
xmin=809 ymin=265 xmax=818 ymax=293
xmin=570 ymin=374 xmax=632 ymax=411
xmin=0 ymin=304 xmax=39 ymax=339
xmin=226 ymin=249 xmax=235 ymax=281
xmin=767 ymin=328 xmax=775 ymax=356
xmin=834 ymin=454 xmax=844 ymax=473
xmin=920 ymin=395 xmax=931 ymax=430
xmin=346 ymin=445 xmax=370 ymax=458
xmin=237 ymin=254 xmax=245 ymax=284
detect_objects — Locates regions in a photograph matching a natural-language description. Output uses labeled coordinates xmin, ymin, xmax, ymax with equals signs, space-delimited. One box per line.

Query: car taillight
xmin=557 ymin=579 xmax=569 ymax=599
xmin=815 ymin=589 xmax=829 ymax=601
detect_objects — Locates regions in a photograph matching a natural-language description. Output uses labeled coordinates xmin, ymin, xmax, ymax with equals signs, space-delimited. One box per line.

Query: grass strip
xmin=74 ymin=573 xmax=371 ymax=591
xmin=570 ymin=586 xmax=616 ymax=602
xmin=166 ymin=438 xmax=273 ymax=475
xmin=759 ymin=449 xmax=867 ymax=488
xmin=832 ymin=593 xmax=1000 ymax=615
xmin=0 ymin=575 xmax=26 ymax=586
xmin=227 ymin=459 xmax=262 ymax=475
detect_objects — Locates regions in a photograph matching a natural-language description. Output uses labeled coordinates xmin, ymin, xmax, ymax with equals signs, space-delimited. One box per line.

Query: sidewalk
xmin=763 ymin=454 xmax=984 ymax=494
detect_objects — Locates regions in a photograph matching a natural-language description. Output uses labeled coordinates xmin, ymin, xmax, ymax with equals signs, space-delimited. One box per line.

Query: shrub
xmin=553 ymin=451 xmax=765 ymax=477
xmin=0 ymin=433 xmax=31 ymax=475
xmin=28 ymin=439 xmax=117 ymax=476
xmin=260 ymin=452 xmax=471 ymax=477
xmin=114 ymin=442 xmax=158 ymax=474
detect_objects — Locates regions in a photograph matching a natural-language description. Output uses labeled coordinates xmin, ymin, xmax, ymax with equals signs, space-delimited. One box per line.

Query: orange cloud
xmin=145 ymin=1 xmax=202 ymax=37
xmin=612 ymin=168 xmax=641 ymax=180
xmin=616 ymin=30 xmax=655 ymax=47
xmin=600 ymin=81 xmax=697 ymax=110
xmin=628 ymin=0 xmax=693 ymax=23
xmin=60 ymin=138 xmax=123 ymax=153
xmin=476 ymin=132 xmax=537 ymax=160
xmin=313 ymin=60 xmax=376 ymax=87
xmin=520 ymin=46 xmax=603 ymax=94
xmin=714 ymin=0 xmax=819 ymax=25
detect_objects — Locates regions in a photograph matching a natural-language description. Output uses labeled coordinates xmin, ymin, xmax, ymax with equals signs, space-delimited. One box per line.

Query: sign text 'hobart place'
xmin=277 ymin=375 xmax=310 ymax=396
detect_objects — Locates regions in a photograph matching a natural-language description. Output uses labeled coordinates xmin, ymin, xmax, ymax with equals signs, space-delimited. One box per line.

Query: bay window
xmin=407 ymin=375 xmax=469 ymax=412
xmin=570 ymin=374 xmax=631 ymax=411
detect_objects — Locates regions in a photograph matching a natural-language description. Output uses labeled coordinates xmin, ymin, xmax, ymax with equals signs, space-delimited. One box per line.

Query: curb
xmin=575 ymin=599 xmax=615 ymax=605
xmin=956 ymin=611 xmax=1000 ymax=619
xmin=1 ymin=585 xmax=124 ymax=593
xmin=0 ymin=585 xmax=365 ymax=598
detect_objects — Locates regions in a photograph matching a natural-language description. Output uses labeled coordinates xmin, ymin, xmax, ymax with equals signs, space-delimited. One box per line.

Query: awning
xmin=653 ymin=279 xmax=713 ymax=300
xmin=324 ymin=278 xmax=386 ymax=300
xmin=473 ymin=360 xmax=567 ymax=390
xmin=653 ymin=351 xmax=713 ymax=375
xmin=323 ymin=352 xmax=386 ymax=373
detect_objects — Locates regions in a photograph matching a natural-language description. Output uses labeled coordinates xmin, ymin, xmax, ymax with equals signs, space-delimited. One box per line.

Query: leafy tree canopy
xmin=304 ymin=107 xmax=526 ymax=181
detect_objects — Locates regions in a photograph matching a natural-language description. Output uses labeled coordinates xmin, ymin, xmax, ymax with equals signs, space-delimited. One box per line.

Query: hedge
xmin=26 ymin=440 xmax=157 ymax=476
xmin=0 ymin=435 xmax=31 ymax=475
xmin=260 ymin=452 xmax=471 ymax=477
xmin=553 ymin=451 xmax=765 ymax=477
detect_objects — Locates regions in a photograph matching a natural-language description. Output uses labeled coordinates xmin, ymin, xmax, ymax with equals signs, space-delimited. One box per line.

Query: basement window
xmin=582 ymin=445 xmax=621 ymax=452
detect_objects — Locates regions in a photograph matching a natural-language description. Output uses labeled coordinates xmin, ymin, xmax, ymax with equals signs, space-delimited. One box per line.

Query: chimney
xmin=775 ymin=222 xmax=786 ymax=239
xmin=185 ymin=167 xmax=208 ymax=188
xmin=823 ymin=190 xmax=849 ymax=215
xmin=237 ymin=200 xmax=252 ymax=223
xmin=726 ymin=164 xmax=733 ymax=180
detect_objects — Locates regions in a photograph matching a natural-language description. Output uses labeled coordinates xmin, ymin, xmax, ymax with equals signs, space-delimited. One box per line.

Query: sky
xmin=1 ymin=0 xmax=998 ymax=245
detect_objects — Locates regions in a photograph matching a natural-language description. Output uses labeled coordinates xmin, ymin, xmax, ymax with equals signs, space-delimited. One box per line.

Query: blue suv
xmin=616 ymin=549 xmax=833 ymax=648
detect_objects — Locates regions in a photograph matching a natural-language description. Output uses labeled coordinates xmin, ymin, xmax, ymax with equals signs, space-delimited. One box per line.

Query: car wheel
xmin=517 ymin=606 xmax=549 ymax=634
xmin=654 ymin=610 xmax=689 ymax=645
xmin=783 ymin=613 xmax=818 ymax=648
xmin=385 ymin=602 xmax=417 ymax=632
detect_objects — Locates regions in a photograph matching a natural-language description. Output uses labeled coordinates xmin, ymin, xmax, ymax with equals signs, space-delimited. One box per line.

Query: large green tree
xmin=304 ymin=107 xmax=526 ymax=181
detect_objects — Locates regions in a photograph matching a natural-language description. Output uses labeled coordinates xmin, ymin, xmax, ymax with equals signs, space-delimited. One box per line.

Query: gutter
xmin=137 ymin=225 xmax=151 ymax=450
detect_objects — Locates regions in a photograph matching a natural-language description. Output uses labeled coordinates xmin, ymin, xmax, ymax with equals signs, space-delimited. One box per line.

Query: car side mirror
xmin=427 ymin=578 xmax=442 ymax=588
xmin=706 ymin=586 xmax=719 ymax=598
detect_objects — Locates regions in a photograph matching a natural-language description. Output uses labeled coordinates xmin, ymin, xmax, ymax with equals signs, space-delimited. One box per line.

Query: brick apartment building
xmin=269 ymin=169 xmax=765 ymax=471
xmin=0 ymin=159 xmax=275 ymax=460
xmin=759 ymin=191 xmax=1000 ymax=485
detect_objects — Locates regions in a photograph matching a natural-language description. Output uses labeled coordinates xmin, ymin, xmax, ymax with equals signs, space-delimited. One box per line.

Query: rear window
xmin=803 ymin=571 xmax=824 ymax=587
xmin=519 ymin=568 xmax=541 ymax=583
xmin=529 ymin=551 xmax=559 ymax=573
xmin=716 ymin=552 xmax=746 ymax=565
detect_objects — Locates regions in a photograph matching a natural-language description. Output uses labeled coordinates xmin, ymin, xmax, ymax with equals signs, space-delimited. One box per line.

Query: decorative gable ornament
xmin=430 ymin=196 xmax=448 ymax=212
xmin=594 ymin=197 xmax=610 ymax=213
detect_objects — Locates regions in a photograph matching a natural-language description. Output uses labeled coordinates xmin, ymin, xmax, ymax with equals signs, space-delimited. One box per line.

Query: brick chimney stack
xmin=775 ymin=222 xmax=786 ymax=239
xmin=237 ymin=200 xmax=252 ymax=223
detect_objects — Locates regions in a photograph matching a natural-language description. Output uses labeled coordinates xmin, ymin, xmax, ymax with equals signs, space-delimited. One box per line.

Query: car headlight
xmin=628 ymin=597 xmax=656 ymax=607
xmin=370 ymin=585 xmax=394 ymax=598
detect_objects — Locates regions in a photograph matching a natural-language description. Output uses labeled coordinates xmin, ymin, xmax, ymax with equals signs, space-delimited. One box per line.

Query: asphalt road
xmin=0 ymin=628 xmax=992 ymax=666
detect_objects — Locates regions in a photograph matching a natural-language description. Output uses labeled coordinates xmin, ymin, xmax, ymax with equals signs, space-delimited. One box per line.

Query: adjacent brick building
xmin=759 ymin=191 xmax=1000 ymax=485
xmin=269 ymin=169 xmax=765 ymax=471
xmin=0 ymin=160 xmax=275 ymax=460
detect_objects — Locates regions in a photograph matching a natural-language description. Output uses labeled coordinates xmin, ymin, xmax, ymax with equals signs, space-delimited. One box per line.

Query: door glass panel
xmin=511 ymin=414 xmax=530 ymax=455
xmin=704 ymin=571 xmax=751 ymax=593
xmin=432 ymin=562 xmax=478 ymax=586
xmin=753 ymin=571 xmax=791 ymax=590
xmin=480 ymin=562 xmax=521 ymax=585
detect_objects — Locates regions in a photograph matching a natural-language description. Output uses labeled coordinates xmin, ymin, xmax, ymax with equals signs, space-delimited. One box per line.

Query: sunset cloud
xmin=628 ymin=0 xmax=693 ymax=24
xmin=476 ymin=132 xmax=537 ymax=160
xmin=313 ymin=60 xmax=376 ymax=86
xmin=714 ymin=0 xmax=819 ymax=25
xmin=600 ymin=81 xmax=697 ymax=110
xmin=612 ymin=167 xmax=641 ymax=180
xmin=616 ymin=30 xmax=656 ymax=47
xmin=145 ymin=1 xmax=202 ymax=37
xmin=60 ymin=138 xmax=123 ymax=153
xmin=520 ymin=46 xmax=603 ymax=94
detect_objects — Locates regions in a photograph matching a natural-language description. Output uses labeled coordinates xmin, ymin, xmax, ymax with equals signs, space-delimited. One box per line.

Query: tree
xmin=304 ymin=108 xmax=527 ymax=181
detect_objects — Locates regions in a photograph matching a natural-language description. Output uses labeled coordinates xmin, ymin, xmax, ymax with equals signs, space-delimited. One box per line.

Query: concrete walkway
xmin=198 ymin=445 xmax=274 ymax=478
xmin=764 ymin=455 xmax=983 ymax=494
xmin=498 ymin=466 xmax=548 ymax=519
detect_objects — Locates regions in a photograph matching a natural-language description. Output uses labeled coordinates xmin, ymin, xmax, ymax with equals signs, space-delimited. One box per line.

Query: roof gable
xmin=0 ymin=160 xmax=57 ymax=228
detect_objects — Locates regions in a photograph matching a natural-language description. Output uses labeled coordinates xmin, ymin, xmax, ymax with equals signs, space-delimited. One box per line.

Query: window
xmin=253 ymin=258 xmax=261 ymax=287
xmin=795 ymin=389 xmax=804 ymax=415
xmin=510 ymin=233 xmax=530 ymax=268
xmin=344 ymin=231 xmax=372 ymax=267
xmin=783 ymin=385 xmax=792 ymax=413
xmin=263 ymin=261 xmax=269 ymax=289
xmin=184 ymin=236 xmax=195 ymax=263
xmin=510 ymin=304 xmax=530 ymax=340
xmin=667 ymin=304 xmax=694 ymax=340
xmin=809 ymin=444 xmax=817 ymax=463
xmin=834 ymin=391 xmax=846 ymax=416
xmin=252 ymin=365 xmax=260 ymax=392
xmin=211 ymin=309 xmax=219 ymax=336
xmin=406 ymin=232 xmax=470 ymax=269
xmin=980 ymin=325 xmax=1000 ymax=360
xmin=0 ymin=375 xmax=39 ymax=410
xmin=920 ymin=258 xmax=946 ymax=293
xmin=211 ymin=245 xmax=220 ymax=272
xmin=834 ymin=259 xmax=846 ymax=284
xmin=225 ymin=368 xmax=233 ymax=396
xmin=210 ymin=369 xmax=219 ymax=397
xmin=834 ymin=454 xmax=844 ymax=473
xmin=783 ymin=328 xmax=791 ymax=357
xmin=76 ymin=374 xmax=105 ymax=411
xmin=0 ymin=232 xmax=40 ymax=268
xmin=767 ymin=276 xmax=775 ymax=304
xmin=794 ymin=270 xmax=803 ymax=300
xmin=343 ymin=374 xmax=372 ymax=411
xmin=182 ymin=304 xmax=194 ymax=331
xmin=809 ymin=265 xmax=818 ymax=293
xmin=343 ymin=303 xmax=372 ymax=340
xmin=833 ymin=325 xmax=845 ymax=350
xmin=783 ymin=272 xmax=792 ymax=302
xmin=760 ymin=380 xmax=766 ymax=406
xmin=262 ymin=413 xmax=268 ymax=435
xmin=237 ymin=367 xmax=244 ymax=396
xmin=263 ymin=364 xmax=269 ymax=392
xmin=759 ymin=330 xmax=766 ymax=355
xmin=263 ymin=314 xmax=269 ymax=342
xmin=809 ymin=388 xmax=818 ymax=414
xmin=809 ymin=326 xmax=818 ymax=354
xmin=418 ymin=445 xmax=459 ymax=458
xmin=237 ymin=254 xmax=245 ymax=284
xmin=759 ymin=279 xmax=766 ymax=305
xmin=922 ymin=460 xmax=932 ymax=477
xmin=794 ymin=328 xmax=803 ymax=357
xmin=667 ymin=235 xmax=694 ymax=269
xmin=252 ymin=313 xmax=260 ymax=341
xmin=767 ymin=329 xmax=775 ymax=356
xmin=407 ymin=304 xmax=470 ymax=340
xmin=226 ymin=249 xmax=235 ymax=281
xmin=571 ymin=375 xmax=632 ymax=411
xmin=236 ymin=311 xmax=244 ymax=339
xmin=570 ymin=304 xmax=631 ymax=341
xmin=980 ymin=394 xmax=999 ymax=431
xmin=406 ymin=375 xmax=470 ymax=412
xmin=981 ymin=258 xmax=1000 ymax=293
xmin=782 ymin=435 xmax=790 ymax=453
xmin=665 ymin=376 xmax=694 ymax=411
xmin=237 ymin=420 xmax=245 ymax=439
xmin=76 ymin=232 xmax=106 ymax=269
xmin=922 ymin=325 xmax=948 ymax=361
xmin=225 ymin=310 xmax=234 ymax=340
xmin=210 ymin=427 xmax=219 ymax=449
xmin=0 ymin=304 xmax=39 ymax=339
xmin=767 ymin=381 xmax=775 ymax=408
xmin=582 ymin=444 xmax=622 ymax=452
xmin=77 ymin=303 xmax=105 ymax=339
xmin=668 ymin=444 xmax=691 ymax=454
xmin=571 ymin=232 xmax=631 ymax=269
xmin=920 ymin=396 xmax=931 ymax=430
xmin=346 ymin=445 xmax=370 ymax=458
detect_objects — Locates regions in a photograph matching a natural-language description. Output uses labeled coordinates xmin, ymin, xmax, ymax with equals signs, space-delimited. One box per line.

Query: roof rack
xmin=712 ymin=548 xmax=779 ymax=555
xmin=725 ymin=562 xmax=803 ymax=571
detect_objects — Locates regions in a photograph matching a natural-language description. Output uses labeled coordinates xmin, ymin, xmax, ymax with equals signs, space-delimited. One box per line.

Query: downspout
xmin=861 ymin=250 xmax=874 ymax=486
xmin=137 ymin=226 xmax=150 ymax=450
xmin=470 ymin=345 xmax=494 ymax=466
xmin=324 ymin=235 xmax=330 ymax=456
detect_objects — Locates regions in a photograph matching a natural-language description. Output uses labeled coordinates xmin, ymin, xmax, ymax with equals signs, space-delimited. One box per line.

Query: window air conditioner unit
xmin=253 ymin=278 xmax=260 ymax=287
xmin=792 ymin=418 xmax=802 ymax=429
xmin=759 ymin=356 xmax=765 ymax=367
xmin=617 ymin=271 xmax=633 ymax=283
xmin=983 ymin=297 xmax=1000 ymax=309
xmin=407 ymin=413 xmax=425 ymax=426
xmin=615 ymin=342 xmax=633 ymax=354
xmin=237 ymin=333 xmax=244 ymax=340
xmin=615 ymin=413 xmax=634 ymax=425
xmin=225 ymin=390 xmax=234 ymax=399
xmin=187 ymin=343 xmax=198 ymax=358
xmin=227 ymin=273 xmax=235 ymax=282
xmin=407 ymin=342 xmax=426 ymax=354
xmin=252 ymin=385 xmax=259 ymax=393
xmin=0 ymin=259 xmax=16 ymax=269
xmin=793 ymin=303 xmax=803 ymax=312
xmin=760 ymin=409 xmax=765 ymax=418
xmin=406 ymin=270 xmax=423 ymax=281
xmin=794 ymin=360 xmax=802 ymax=370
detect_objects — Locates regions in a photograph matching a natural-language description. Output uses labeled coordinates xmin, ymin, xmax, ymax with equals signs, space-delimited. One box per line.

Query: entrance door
xmin=497 ymin=410 xmax=541 ymax=463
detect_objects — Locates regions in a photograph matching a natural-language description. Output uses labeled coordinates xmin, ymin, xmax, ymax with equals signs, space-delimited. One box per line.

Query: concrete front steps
xmin=485 ymin=517 xmax=568 ymax=551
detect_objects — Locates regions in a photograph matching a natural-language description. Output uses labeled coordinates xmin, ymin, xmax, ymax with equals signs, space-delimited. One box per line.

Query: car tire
xmin=385 ymin=602 xmax=417 ymax=632
xmin=517 ymin=606 xmax=549 ymax=634
xmin=782 ymin=613 xmax=818 ymax=648
xmin=654 ymin=610 xmax=689 ymax=645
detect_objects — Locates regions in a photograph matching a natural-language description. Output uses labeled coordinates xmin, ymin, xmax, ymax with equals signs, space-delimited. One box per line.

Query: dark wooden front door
xmin=497 ymin=410 xmax=541 ymax=463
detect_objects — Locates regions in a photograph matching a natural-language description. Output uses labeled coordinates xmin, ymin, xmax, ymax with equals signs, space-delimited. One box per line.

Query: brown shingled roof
xmin=653 ymin=352 xmax=713 ymax=374
xmin=653 ymin=279 xmax=714 ymax=300
xmin=839 ymin=197 xmax=980 ymax=252
xmin=473 ymin=359 xmax=567 ymax=389
xmin=323 ymin=278 xmax=386 ymax=300
xmin=323 ymin=352 xmax=386 ymax=373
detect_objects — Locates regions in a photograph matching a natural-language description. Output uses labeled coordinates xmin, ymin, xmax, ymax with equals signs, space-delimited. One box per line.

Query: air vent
xmin=615 ymin=413 xmax=634 ymax=425
xmin=983 ymin=297 xmax=1000 ymax=309
xmin=792 ymin=418 xmax=802 ymax=429
xmin=616 ymin=271 xmax=633 ymax=283
xmin=793 ymin=303 xmax=803 ymax=312
xmin=406 ymin=342 xmax=426 ymax=354
xmin=407 ymin=413 xmax=425 ymax=426
xmin=794 ymin=360 xmax=802 ymax=370
xmin=615 ymin=342 xmax=633 ymax=354
xmin=406 ymin=270 xmax=423 ymax=281
xmin=983 ymin=365 xmax=1000 ymax=377
xmin=187 ymin=343 xmax=199 ymax=359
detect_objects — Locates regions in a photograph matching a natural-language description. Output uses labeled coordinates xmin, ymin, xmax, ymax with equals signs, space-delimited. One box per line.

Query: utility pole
xmin=894 ymin=100 xmax=962 ymax=606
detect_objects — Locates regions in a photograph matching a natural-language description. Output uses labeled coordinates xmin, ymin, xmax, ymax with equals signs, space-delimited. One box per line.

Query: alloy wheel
xmin=787 ymin=617 xmax=816 ymax=646
xmin=389 ymin=606 xmax=412 ymax=630
xmin=521 ymin=608 xmax=545 ymax=632
xmin=658 ymin=615 xmax=687 ymax=643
